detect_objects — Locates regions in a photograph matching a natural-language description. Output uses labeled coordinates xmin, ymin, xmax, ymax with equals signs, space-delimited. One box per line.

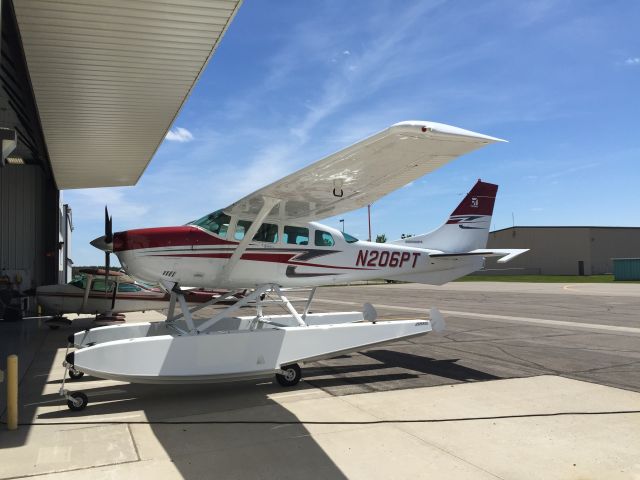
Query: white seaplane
xmin=61 ymin=121 xmax=527 ymax=410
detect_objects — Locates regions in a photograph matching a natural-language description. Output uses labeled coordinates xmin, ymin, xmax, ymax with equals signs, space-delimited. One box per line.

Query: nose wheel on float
xmin=60 ymin=343 xmax=90 ymax=411
xmin=66 ymin=391 xmax=88 ymax=411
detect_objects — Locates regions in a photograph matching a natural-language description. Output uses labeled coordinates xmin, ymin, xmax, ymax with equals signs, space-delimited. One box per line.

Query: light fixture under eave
xmin=5 ymin=157 xmax=25 ymax=165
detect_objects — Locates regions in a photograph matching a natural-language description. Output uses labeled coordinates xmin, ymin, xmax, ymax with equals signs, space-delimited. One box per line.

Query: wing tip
xmin=391 ymin=120 xmax=507 ymax=143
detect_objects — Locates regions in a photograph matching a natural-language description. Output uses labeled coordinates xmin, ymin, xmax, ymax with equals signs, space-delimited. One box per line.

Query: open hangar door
xmin=0 ymin=0 xmax=61 ymax=322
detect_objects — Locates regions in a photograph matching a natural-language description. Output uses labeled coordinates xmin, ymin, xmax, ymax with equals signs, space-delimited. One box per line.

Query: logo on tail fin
xmin=449 ymin=180 xmax=498 ymax=218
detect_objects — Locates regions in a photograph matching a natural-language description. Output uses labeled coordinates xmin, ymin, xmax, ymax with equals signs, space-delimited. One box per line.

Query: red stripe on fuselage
xmin=114 ymin=226 xmax=236 ymax=252
xmin=148 ymin=252 xmax=376 ymax=270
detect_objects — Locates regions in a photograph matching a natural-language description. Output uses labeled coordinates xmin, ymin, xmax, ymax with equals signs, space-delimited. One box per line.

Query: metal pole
xmin=7 ymin=355 xmax=18 ymax=430
xmin=367 ymin=204 xmax=371 ymax=242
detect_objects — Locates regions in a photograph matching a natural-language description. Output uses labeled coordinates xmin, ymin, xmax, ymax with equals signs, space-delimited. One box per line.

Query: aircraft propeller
xmin=90 ymin=207 xmax=117 ymax=310
xmin=104 ymin=206 xmax=114 ymax=307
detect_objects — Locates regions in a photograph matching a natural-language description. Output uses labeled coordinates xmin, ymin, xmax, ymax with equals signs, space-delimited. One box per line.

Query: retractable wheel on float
xmin=276 ymin=363 xmax=301 ymax=387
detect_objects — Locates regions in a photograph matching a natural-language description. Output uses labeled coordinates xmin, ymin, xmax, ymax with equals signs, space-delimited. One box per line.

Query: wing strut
xmin=218 ymin=196 xmax=281 ymax=283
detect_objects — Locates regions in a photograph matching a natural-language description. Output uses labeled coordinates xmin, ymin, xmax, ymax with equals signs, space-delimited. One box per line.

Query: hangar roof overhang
xmin=13 ymin=0 xmax=242 ymax=190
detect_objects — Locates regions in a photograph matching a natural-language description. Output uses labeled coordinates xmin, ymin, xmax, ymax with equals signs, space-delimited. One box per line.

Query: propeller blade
xmin=105 ymin=206 xmax=113 ymax=244
xmin=92 ymin=206 xmax=114 ymax=252
xmin=105 ymin=250 xmax=110 ymax=298
xmin=111 ymin=277 xmax=117 ymax=311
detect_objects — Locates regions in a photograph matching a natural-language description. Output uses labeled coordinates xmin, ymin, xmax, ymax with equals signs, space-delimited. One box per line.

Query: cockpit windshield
xmin=343 ymin=232 xmax=359 ymax=243
xmin=188 ymin=210 xmax=231 ymax=238
xmin=69 ymin=274 xmax=87 ymax=289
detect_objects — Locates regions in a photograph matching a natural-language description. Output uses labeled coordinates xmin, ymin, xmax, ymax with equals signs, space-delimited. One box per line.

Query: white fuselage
xmin=114 ymin=220 xmax=482 ymax=289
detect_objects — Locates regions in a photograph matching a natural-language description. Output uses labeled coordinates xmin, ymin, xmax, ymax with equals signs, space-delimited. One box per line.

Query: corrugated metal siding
xmin=484 ymin=227 xmax=591 ymax=275
xmin=0 ymin=165 xmax=45 ymax=288
xmin=484 ymin=227 xmax=640 ymax=275
xmin=13 ymin=0 xmax=242 ymax=189
xmin=613 ymin=258 xmax=640 ymax=281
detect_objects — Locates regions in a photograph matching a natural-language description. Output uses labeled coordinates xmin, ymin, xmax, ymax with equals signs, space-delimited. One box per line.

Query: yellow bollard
xmin=6 ymin=355 xmax=18 ymax=430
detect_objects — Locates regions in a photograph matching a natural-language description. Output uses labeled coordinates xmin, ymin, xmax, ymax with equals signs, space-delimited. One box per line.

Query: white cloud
xmin=624 ymin=57 xmax=640 ymax=65
xmin=165 ymin=127 xmax=194 ymax=142
xmin=342 ymin=50 xmax=351 ymax=55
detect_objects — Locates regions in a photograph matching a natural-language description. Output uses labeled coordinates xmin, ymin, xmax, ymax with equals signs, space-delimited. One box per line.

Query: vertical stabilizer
xmin=392 ymin=180 xmax=498 ymax=253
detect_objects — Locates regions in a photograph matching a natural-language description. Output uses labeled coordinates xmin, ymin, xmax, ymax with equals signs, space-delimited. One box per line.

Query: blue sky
xmin=65 ymin=0 xmax=640 ymax=266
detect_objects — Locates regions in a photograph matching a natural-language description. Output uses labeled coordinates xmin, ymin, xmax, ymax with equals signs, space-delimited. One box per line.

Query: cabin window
xmin=118 ymin=283 xmax=142 ymax=293
xmin=189 ymin=210 xmax=230 ymax=238
xmin=315 ymin=230 xmax=335 ymax=247
xmin=90 ymin=278 xmax=115 ymax=293
xmin=343 ymin=232 xmax=359 ymax=243
xmin=253 ymin=222 xmax=278 ymax=243
xmin=234 ymin=220 xmax=252 ymax=241
xmin=283 ymin=226 xmax=309 ymax=245
xmin=69 ymin=275 xmax=87 ymax=289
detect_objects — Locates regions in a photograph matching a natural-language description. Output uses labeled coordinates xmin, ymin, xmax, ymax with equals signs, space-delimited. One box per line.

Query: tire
xmin=275 ymin=363 xmax=301 ymax=387
xmin=69 ymin=369 xmax=84 ymax=380
xmin=67 ymin=392 xmax=88 ymax=411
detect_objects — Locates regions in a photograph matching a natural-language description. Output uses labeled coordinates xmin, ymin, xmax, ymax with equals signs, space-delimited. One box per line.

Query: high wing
xmin=225 ymin=121 xmax=505 ymax=222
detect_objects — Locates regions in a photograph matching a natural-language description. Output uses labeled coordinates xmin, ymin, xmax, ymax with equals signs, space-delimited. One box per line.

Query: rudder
xmin=392 ymin=180 xmax=498 ymax=253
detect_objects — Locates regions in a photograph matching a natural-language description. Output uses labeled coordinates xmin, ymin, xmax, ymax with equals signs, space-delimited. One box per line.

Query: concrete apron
xmin=1 ymin=372 xmax=639 ymax=480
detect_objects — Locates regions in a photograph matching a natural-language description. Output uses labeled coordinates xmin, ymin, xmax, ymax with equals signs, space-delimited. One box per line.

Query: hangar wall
xmin=0 ymin=165 xmax=60 ymax=289
xmin=0 ymin=0 xmax=60 ymax=292
xmin=483 ymin=227 xmax=640 ymax=275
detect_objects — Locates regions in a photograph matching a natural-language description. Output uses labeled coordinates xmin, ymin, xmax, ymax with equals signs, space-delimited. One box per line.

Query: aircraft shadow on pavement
xmin=304 ymin=372 xmax=419 ymax=390
xmin=32 ymin=380 xmax=349 ymax=478
xmin=362 ymin=349 xmax=501 ymax=382
xmin=5 ymin=327 xmax=350 ymax=479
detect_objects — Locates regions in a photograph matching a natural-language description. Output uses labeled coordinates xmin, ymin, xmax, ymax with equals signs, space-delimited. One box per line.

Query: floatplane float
xmin=60 ymin=121 xmax=527 ymax=410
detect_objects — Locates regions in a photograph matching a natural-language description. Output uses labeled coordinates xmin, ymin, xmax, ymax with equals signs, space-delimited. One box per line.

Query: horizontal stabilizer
xmin=430 ymin=248 xmax=528 ymax=264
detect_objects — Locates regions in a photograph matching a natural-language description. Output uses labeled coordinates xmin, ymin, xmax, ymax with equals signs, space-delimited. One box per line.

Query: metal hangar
xmin=0 ymin=0 xmax=242 ymax=314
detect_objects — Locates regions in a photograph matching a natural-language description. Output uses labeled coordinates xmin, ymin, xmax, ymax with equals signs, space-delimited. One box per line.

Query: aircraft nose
xmin=90 ymin=231 xmax=128 ymax=252
xmin=90 ymin=234 xmax=112 ymax=252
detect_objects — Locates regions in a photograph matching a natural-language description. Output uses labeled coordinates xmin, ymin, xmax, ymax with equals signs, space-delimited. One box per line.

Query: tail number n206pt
xmin=356 ymin=250 xmax=420 ymax=268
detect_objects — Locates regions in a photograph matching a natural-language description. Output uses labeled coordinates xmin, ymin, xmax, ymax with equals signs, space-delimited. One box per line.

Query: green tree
xmin=375 ymin=233 xmax=387 ymax=243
